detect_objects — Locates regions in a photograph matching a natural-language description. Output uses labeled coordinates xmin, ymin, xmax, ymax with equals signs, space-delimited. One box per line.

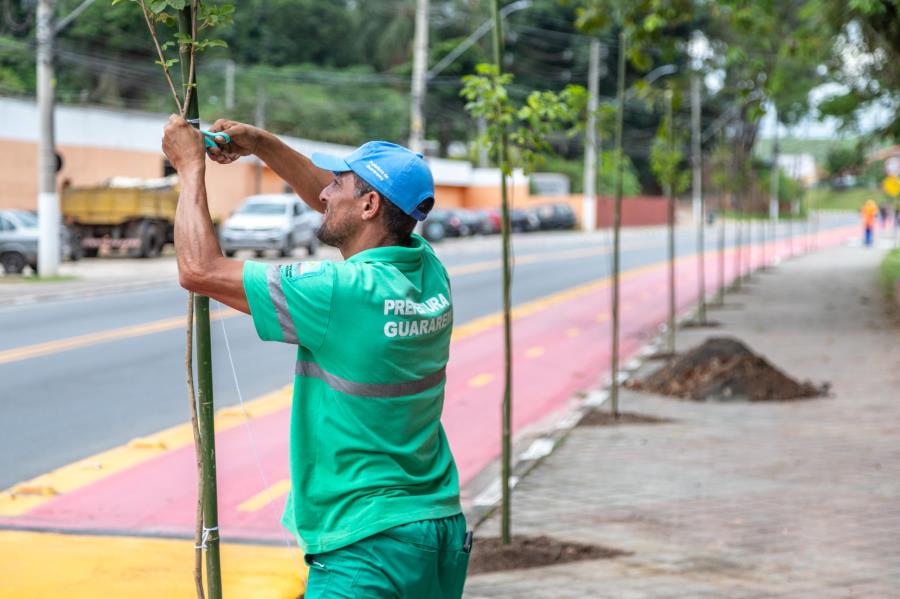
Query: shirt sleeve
xmin=242 ymin=260 xmax=335 ymax=351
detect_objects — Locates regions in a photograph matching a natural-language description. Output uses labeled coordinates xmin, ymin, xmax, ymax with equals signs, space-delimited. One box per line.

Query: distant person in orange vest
xmin=862 ymin=199 xmax=879 ymax=246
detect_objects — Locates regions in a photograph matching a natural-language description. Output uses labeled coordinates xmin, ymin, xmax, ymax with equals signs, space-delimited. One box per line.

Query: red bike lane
xmin=0 ymin=227 xmax=855 ymax=542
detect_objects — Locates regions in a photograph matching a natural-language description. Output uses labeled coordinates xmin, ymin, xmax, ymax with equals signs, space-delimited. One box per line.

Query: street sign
xmin=883 ymin=176 xmax=900 ymax=198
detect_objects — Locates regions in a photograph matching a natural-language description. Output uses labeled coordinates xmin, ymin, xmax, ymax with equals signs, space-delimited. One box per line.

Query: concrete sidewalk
xmin=466 ymin=244 xmax=900 ymax=598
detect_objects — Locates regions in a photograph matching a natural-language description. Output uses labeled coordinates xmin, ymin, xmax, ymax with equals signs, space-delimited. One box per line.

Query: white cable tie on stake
xmin=195 ymin=525 xmax=219 ymax=550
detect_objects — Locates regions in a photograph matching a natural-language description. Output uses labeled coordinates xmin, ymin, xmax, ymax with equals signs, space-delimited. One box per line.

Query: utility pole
xmin=691 ymin=70 xmax=707 ymax=324
xmin=409 ymin=0 xmax=429 ymax=154
xmin=36 ymin=0 xmax=59 ymax=277
xmin=609 ymin=28 xmax=626 ymax=419
xmin=253 ymin=80 xmax=266 ymax=194
xmin=224 ymin=58 xmax=235 ymax=110
xmin=582 ymin=39 xmax=602 ymax=232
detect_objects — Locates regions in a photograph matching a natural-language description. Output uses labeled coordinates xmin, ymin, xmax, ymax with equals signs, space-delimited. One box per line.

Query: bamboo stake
xmin=177 ymin=5 xmax=222 ymax=597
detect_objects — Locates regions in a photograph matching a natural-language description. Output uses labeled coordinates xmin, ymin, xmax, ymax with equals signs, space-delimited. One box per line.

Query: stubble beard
xmin=315 ymin=211 xmax=354 ymax=249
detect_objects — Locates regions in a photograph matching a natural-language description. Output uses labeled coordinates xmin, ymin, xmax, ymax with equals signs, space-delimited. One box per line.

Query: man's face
xmin=316 ymin=172 xmax=360 ymax=248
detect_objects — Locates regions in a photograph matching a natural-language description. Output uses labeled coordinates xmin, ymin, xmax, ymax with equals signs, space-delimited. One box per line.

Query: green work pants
xmin=304 ymin=513 xmax=470 ymax=598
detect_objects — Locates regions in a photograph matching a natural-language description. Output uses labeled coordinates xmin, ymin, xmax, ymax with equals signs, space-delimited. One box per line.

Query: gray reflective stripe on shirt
xmin=295 ymin=361 xmax=446 ymax=398
xmin=267 ymin=265 xmax=298 ymax=344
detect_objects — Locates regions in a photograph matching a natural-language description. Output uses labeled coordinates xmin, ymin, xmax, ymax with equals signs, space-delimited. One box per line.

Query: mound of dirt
xmin=628 ymin=337 xmax=826 ymax=402
xmin=468 ymin=535 xmax=628 ymax=575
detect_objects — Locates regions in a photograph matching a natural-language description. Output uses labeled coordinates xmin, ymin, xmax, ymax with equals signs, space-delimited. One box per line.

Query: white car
xmin=219 ymin=194 xmax=322 ymax=258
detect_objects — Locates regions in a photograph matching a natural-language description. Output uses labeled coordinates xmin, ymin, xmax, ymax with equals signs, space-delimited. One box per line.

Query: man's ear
xmin=360 ymin=191 xmax=381 ymax=222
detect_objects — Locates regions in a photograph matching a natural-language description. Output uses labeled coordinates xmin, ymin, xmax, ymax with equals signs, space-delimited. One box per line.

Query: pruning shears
xmin=201 ymin=129 xmax=230 ymax=150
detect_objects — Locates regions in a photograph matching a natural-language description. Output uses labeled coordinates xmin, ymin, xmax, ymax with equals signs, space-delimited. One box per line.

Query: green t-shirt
xmin=243 ymin=234 xmax=462 ymax=553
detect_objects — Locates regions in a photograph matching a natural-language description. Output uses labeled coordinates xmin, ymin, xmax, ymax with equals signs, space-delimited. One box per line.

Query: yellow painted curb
xmin=0 ymin=530 xmax=306 ymax=599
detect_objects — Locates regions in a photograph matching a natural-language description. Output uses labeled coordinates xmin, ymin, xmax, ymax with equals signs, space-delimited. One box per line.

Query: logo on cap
xmin=365 ymin=161 xmax=390 ymax=182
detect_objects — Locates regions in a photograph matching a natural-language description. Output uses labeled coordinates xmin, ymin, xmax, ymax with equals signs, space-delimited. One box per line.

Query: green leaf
xmin=148 ymin=0 xmax=168 ymax=14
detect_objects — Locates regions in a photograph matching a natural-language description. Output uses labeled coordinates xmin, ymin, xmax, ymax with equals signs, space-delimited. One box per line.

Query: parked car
xmin=533 ymin=203 xmax=577 ymax=230
xmin=219 ymin=194 xmax=322 ymax=258
xmin=0 ymin=210 xmax=77 ymax=274
xmin=473 ymin=209 xmax=500 ymax=235
xmin=510 ymin=208 xmax=541 ymax=233
xmin=423 ymin=209 xmax=471 ymax=238
xmin=456 ymin=210 xmax=483 ymax=236
xmin=415 ymin=216 xmax=447 ymax=243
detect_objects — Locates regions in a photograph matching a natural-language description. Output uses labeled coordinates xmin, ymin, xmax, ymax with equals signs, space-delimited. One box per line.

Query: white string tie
xmin=195 ymin=526 xmax=219 ymax=551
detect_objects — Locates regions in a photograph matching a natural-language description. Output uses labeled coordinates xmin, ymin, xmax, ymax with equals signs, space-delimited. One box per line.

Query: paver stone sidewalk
xmin=466 ymin=244 xmax=900 ymax=598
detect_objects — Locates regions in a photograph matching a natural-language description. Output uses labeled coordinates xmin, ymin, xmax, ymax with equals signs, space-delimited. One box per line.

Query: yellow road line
xmin=451 ymin=255 xmax=688 ymax=342
xmin=0 ymin=386 xmax=293 ymax=517
xmin=0 ymin=530 xmax=306 ymax=599
xmin=525 ymin=346 xmax=545 ymax=359
xmin=237 ymin=479 xmax=291 ymax=512
xmin=0 ymin=308 xmax=237 ymax=366
xmin=0 ymin=241 xmax=631 ymax=366
xmin=468 ymin=373 xmax=495 ymax=388
xmin=445 ymin=244 xmax=612 ymax=277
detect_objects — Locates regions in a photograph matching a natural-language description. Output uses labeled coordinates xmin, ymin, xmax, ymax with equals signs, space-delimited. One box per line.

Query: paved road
xmin=0 ymin=215 xmax=855 ymax=491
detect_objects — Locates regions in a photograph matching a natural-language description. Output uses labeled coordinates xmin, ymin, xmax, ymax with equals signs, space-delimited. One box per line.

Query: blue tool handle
xmin=201 ymin=129 xmax=231 ymax=149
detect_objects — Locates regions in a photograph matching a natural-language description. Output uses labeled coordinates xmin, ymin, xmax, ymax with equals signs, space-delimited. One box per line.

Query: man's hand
xmin=162 ymin=115 xmax=205 ymax=173
xmin=205 ymin=118 xmax=264 ymax=165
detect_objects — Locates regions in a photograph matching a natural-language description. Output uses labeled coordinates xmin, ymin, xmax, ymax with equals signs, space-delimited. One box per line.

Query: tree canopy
xmin=1 ymin=0 xmax=897 ymax=192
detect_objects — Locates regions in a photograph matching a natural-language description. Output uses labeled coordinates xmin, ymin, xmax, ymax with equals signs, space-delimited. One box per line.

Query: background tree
xmin=814 ymin=0 xmax=900 ymax=141
xmin=825 ymin=145 xmax=865 ymax=180
xmin=649 ymin=90 xmax=689 ymax=354
xmin=461 ymin=58 xmax=583 ymax=544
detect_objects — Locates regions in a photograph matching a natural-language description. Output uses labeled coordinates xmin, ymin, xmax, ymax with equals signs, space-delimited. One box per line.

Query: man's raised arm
xmin=205 ymin=119 xmax=332 ymax=212
xmin=162 ymin=116 xmax=249 ymax=314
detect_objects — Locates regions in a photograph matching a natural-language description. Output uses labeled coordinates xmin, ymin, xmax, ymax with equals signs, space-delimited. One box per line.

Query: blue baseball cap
xmin=311 ymin=141 xmax=435 ymax=221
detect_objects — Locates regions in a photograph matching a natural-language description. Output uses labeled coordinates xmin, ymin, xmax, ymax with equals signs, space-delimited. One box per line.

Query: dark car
xmin=424 ymin=209 xmax=473 ymax=238
xmin=416 ymin=214 xmax=447 ymax=242
xmin=533 ymin=203 xmax=577 ymax=230
xmin=510 ymin=208 xmax=541 ymax=233
xmin=474 ymin=209 xmax=500 ymax=234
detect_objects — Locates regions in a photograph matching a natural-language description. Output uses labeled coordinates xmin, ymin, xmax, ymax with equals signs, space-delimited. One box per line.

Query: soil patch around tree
xmin=468 ymin=535 xmax=628 ymax=575
xmin=627 ymin=336 xmax=828 ymax=402
xmin=577 ymin=410 xmax=672 ymax=426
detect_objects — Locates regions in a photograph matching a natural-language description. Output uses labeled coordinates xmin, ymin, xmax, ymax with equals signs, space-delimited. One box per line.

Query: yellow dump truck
xmin=61 ymin=176 xmax=178 ymax=258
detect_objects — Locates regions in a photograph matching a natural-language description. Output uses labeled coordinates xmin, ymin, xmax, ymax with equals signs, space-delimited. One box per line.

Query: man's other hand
xmin=162 ymin=115 xmax=205 ymax=173
xmin=206 ymin=119 xmax=263 ymax=164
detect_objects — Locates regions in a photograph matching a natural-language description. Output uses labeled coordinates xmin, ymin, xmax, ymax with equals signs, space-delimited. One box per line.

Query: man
xmin=161 ymin=115 xmax=470 ymax=598
xmin=862 ymin=198 xmax=879 ymax=246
